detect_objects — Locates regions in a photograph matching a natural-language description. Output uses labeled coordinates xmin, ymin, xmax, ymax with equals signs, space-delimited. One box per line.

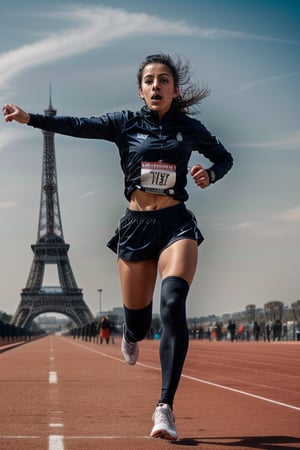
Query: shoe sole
xmin=150 ymin=429 xmax=178 ymax=441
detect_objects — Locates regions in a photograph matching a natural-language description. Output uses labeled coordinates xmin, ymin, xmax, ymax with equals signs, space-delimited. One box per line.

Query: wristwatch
xmin=207 ymin=168 xmax=216 ymax=183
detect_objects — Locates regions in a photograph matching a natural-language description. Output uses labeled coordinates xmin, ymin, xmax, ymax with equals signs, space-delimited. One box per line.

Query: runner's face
xmin=139 ymin=63 xmax=179 ymax=119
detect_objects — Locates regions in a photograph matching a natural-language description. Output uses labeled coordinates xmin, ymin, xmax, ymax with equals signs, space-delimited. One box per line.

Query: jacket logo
xmin=137 ymin=133 xmax=148 ymax=140
xmin=176 ymin=132 xmax=183 ymax=142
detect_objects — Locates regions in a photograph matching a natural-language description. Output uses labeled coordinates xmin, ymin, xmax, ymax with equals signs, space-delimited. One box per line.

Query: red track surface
xmin=0 ymin=336 xmax=299 ymax=449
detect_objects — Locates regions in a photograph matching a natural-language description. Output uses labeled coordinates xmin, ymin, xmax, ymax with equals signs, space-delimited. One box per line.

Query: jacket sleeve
xmin=196 ymin=121 xmax=233 ymax=183
xmin=28 ymin=112 xmax=125 ymax=143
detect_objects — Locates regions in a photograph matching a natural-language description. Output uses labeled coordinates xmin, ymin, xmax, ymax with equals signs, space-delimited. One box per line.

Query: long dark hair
xmin=137 ymin=53 xmax=210 ymax=114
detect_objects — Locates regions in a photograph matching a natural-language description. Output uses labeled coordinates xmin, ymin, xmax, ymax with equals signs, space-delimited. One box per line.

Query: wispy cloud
xmin=218 ymin=72 xmax=299 ymax=100
xmin=231 ymin=130 xmax=300 ymax=151
xmin=0 ymin=201 xmax=17 ymax=210
xmin=275 ymin=205 xmax=300 ymax=223
xmin=0 ymin=6 xmax=296 ymax=91
xmin=234 ymin=221 xmax=257 ymax=229
xmin=78 ymin=190 xmax=98 ymax=199
xmin=229 ymin=205 xmax=300 ymax=239
xmin=192 ymin=29 xmax=297 ymax=45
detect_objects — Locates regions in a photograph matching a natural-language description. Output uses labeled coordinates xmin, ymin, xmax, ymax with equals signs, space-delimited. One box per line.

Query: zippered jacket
xmin=28 ymin=105 xmax=233 ymax=201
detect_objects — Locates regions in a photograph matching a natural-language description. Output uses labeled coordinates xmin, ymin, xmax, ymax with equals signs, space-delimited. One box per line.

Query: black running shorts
xmin=106 ymin=203 xmax=203 ymax=261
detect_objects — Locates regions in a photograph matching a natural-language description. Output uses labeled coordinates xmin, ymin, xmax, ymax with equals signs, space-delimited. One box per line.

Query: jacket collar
xmin=141 ymin=105 xmax=177 ymax=124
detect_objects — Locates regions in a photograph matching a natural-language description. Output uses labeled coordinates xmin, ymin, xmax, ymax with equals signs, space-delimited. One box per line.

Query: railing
xmin=0 ymin=320 xmax=45 ymax=352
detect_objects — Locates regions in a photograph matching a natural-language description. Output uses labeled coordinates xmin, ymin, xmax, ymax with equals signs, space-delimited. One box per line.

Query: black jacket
xmin=28 ymin=106 xmax=233 ymax=201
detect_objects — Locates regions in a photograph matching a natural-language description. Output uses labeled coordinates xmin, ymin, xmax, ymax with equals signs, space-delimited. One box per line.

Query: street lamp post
xmin=97 ymin=289 xmax=103 ymax=318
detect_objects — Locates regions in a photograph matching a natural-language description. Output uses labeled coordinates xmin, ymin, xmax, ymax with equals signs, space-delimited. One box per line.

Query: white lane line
xmin=49 ymin=435 xmax=64 ymax=450
xmin=64 ymin=435 xmax=152 ymax=439
xmin=0 ymin=435 xmax=150 ymax=440
xmin=68 ymin=339 xmax=300 ymax=412
xmin=0 ymin=436 xmax=40 ymax=439
xmin=139 ymin=360 xmax=300 ymax=412
xmin=49 ymin=371 xmax=58 ymax=384
xmin=49 ymin=424 xmax=64 ymax=428
xmin=181 ymin=373 xmax=300 ymax=412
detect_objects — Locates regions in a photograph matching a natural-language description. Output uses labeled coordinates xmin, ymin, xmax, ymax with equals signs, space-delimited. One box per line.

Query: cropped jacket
xmin=28 ymin=105 xmax=233 ymax=201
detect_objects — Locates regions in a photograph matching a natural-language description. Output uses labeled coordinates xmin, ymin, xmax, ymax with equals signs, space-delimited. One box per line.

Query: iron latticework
xmin=11 ymin=97 xmax=93 ymax=330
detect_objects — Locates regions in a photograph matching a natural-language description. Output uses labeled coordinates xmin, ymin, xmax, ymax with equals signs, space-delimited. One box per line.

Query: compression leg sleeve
xmin=123 ymin=301 xmax=153 ymax=343
xmin=159 ymin=276 xmax=189 ymax=408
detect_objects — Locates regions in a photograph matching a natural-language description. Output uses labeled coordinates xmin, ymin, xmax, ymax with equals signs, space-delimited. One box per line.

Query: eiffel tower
xmin=11 ymin=95 xmax=94 ymax=330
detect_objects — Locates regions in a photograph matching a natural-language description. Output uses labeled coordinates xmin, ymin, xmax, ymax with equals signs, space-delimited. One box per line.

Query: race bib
xmin=140 ymin=161 xmax=176 ymax=195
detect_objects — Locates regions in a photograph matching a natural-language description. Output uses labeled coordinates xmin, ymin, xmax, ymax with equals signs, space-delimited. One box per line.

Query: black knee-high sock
xmin=124 ymin=302 xmax=153 ymax=342
xmin=159 ymin=276 xmax=189 ymax=408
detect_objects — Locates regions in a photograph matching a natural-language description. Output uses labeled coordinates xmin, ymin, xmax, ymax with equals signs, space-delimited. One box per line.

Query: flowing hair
xmin=137 ymin=53 xmax=210 ymax=114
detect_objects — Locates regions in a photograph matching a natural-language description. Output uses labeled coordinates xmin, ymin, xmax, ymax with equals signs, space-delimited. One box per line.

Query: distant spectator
xmin=296 ymin=323 xmax=300 ymax=341
xmin=198 ymin=326 xmax=204 ymax=340
xmin=282 ymin=323 xmax=288 ymax=340
xmin=216 ymin=323 xmax=222 ymax=341
xmin=253 ymin=322 xmax=260 ymax=341
xmin=237 ymin=323 xmax=245 ymax=341
xmin=207 ymin=327 xmax=212 ymax=341
xmin=227 ymin=321 xmax=236 ymax=342
xmin=99 ymin=316 xmax=111 ymax=344
xmin=273 ymin=319 xmax=282 ymax=341
xmin=245 ymin=323 xmax=251 ymax=341
xmin=222 ymin=324 xmax=228 ymax=340
xmin=265 ymin=322 xmax=271 ymax=342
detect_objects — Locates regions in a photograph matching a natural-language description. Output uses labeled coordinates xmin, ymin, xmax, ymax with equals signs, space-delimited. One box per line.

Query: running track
xmin=0 ymin=336 xmax=299 ymax=450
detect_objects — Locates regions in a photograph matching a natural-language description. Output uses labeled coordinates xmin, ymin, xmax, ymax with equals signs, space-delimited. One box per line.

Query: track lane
xmin=0 ymin=335 xmax=299 ymax=449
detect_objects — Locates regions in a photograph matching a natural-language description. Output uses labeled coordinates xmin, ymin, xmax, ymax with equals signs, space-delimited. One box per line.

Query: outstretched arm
xmin=2 ymin=103 xmax=30 ymax=124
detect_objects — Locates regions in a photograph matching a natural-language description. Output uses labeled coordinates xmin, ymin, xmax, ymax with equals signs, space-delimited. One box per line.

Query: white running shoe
xmin=121 ymin=324 xmax=139 ymax=365
xmin=150 ymin=403 xmax=178 ymax=441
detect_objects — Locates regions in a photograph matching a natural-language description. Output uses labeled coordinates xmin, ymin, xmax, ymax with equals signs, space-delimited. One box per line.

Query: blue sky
xmin=0 ymin=0 xmax=299 ymax=319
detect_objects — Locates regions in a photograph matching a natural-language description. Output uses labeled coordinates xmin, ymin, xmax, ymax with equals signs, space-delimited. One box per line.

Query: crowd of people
xmin=189 ymin=319 xmax=290 ymax=342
